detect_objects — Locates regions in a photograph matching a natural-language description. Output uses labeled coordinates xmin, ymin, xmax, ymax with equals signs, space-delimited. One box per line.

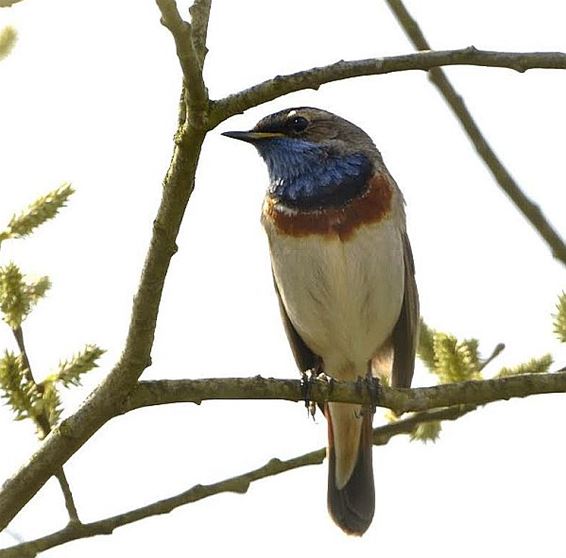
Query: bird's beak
xmin=221 ymin=130 xmax=284 ymax=143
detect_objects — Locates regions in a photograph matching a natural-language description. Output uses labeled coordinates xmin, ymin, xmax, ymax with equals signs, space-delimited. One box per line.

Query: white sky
xmin=0 ymin=1 xmax=565 ymax=557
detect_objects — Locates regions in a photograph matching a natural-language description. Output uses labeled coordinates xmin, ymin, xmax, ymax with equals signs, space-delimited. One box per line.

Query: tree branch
xmin=120 ymin=372 xmax=566 ymax=416
xmin=2 ymin=0 xmax=564 ymax=539
xmin=208 ymin=48 xmax=566 ymax=129
xmin=384 ymin=0 xmax=566 ymax=266
xmin=53 ymin=471 xmax=79 ymax=524
xmin=0 ymin=0 xmax=212 ymax=533
xmin=0 ymin=0 xmax=24 ymax=7
xmin=189 ymin=0 xmax=211 ymax=66
xmin=0 ymin=405 xmax=474 ymax=558
xmin=155 ymin=0 xmax=209 ymax=126
xmin=11 ymin=327 xmax=80 ymax=523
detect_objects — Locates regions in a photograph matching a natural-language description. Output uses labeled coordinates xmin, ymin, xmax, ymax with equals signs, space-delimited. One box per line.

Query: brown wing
xmin=390 ymin=233 xmax=420 ymax=388
xmin=272 ymin=272 xmax=319 ymax=372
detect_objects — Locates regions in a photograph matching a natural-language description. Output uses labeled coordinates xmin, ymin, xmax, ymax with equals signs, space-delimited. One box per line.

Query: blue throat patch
xmin=255 ymin=138 xmax=372 ymax=210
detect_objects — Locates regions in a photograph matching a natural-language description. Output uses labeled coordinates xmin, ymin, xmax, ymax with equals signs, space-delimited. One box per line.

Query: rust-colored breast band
xmin=263 ymin=173 xmax=393 ymax=241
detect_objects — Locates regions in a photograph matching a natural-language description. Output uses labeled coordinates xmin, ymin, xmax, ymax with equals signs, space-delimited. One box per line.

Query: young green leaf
xmin=0 ymin=183 xmax=74 ymax=241
xmin=0 ymin=263 xmax=50 ymax=329
xmin=51 ymin=344 xmax=105 ymax=387
xmin=418 ymin=320 xmax=482 ymax=382
xmin=497 ymin=354 xmax=553 ymax=377
xmin=41 ymin=380 xmax=62 ymax=427
xmin=0 ymin=350 xmax=41 ymax=421
xmin=553 ymin=291 xmax=566 ymax=343
xmin=432 ymin=333 xmax=482 ymax=383
xmin=417 ymin=318 xmax=436 ymax=372
xmin=410 ymin=420 xmax=442 ymax=443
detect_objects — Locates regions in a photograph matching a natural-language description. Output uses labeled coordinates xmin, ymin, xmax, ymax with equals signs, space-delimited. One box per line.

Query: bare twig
xmin=479 ymin=342 xmax=506 ymax=372
xmin=155 ymin=0 xmax=208 ymax=126
xmin=0 ymin=405 xmax=474 ymax=558
xmin=385 ymin=0 xmax=566 ymax=266
xmin=12 ymin=327 xmax=36 ymax=390
xmin=209 ymin=48 xmax=566 ymax=129
xmin=121 ymin=372 xmax=566 ymax=416
xmin=53 ymin=471 xmax=80 ymax=524
xmin=0 ymin=0 xmax=213 ymax=532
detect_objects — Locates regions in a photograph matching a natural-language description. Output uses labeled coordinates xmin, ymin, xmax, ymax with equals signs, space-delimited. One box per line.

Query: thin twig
xmin=209 ymin=48 xmax=566 ymax=129
xmin=11 ymin=327 xmax=80 ymax=523
xmin=53 ymin=471 xmax=80 ymax=523
xmin=121 ymin=372 xmax=566 ymax=416
xmin=479 ymin=342 xmax=506 ymax=372
xmin=12 ymin=327 xmax=35 ymax=388
xmin=385 ymin=0 xmax=566 ymax=266
xmin=155 ymin=0 xmax=208 ymax=126
xmin=12 ymin=327 xmax=50 ymax=434
xmin=0 ymin=405 xmax=474 ymax=558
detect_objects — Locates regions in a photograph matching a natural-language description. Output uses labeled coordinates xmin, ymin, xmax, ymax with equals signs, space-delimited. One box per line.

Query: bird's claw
xmin=301 ymin=368 xmax=333 ymax=419
xmin=366 ymin=375 xmax=380 ymax=414
xmin=355 ymin=375 xmax=380 ymax=416
xmin=316 ymin=371 xmax=334 ymax=387
xmin=300 ymin=369 xmax=317 ymax=419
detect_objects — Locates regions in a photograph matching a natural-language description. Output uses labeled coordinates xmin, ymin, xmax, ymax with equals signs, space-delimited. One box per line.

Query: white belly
xmin=265 ymin=220 xmax=405 ymax=380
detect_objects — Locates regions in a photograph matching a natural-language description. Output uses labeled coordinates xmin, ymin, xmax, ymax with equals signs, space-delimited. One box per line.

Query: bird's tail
xmin=326 ymin=401 xmax=375 ymax=535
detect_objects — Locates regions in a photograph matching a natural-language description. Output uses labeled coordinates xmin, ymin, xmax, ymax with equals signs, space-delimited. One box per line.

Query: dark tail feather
xmin=326 ymin=405 xmax=375 ymax=536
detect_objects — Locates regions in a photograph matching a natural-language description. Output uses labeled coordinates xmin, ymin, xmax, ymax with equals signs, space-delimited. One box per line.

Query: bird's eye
xmin=290 ymin=116 xmax=309 ymax=133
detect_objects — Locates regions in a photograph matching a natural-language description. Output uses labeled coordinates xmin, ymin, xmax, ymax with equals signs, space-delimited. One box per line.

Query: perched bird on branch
xmin=223 ymin=107 xmax=419 ymax=536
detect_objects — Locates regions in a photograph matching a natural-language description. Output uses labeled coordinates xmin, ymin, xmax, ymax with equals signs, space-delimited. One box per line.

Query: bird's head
xmin=222 ymin=107 xmax=381 ymax=209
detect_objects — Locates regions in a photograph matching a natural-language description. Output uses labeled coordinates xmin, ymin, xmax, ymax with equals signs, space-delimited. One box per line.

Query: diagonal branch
xmin=0 ymin=0 xmax=213 ymax=533
xmin=208 ymin=48 xmax=566 ymax=129
xmin=121 ymin=372 xmax=566 ymax=416
xmin=0 ymin=405 xmax=474 ymax=558
xmin=385 ymin=0 xmax=566 ymax=266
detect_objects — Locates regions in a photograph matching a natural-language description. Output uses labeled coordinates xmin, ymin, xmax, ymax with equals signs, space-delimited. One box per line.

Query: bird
xmin=222 ymin=107 xmax=419 ymax=536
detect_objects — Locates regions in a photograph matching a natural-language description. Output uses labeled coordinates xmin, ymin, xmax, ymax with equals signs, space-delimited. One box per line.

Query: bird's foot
xmin=300 ymin=369 xmax=317 ymax=419
xmin=301 ymin=368 xmax=333 ymax=419
xmin=355 ymin=376 xmax=380 ymax=416
xmin=316 ymin=371 xmax=334 ymax=386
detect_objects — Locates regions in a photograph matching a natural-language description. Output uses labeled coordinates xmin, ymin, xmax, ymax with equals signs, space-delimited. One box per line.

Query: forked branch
xmin=0 ymin=405 xmax=475 ymax=558
xmin=0 ymin=0 xmax=564 ymax=549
